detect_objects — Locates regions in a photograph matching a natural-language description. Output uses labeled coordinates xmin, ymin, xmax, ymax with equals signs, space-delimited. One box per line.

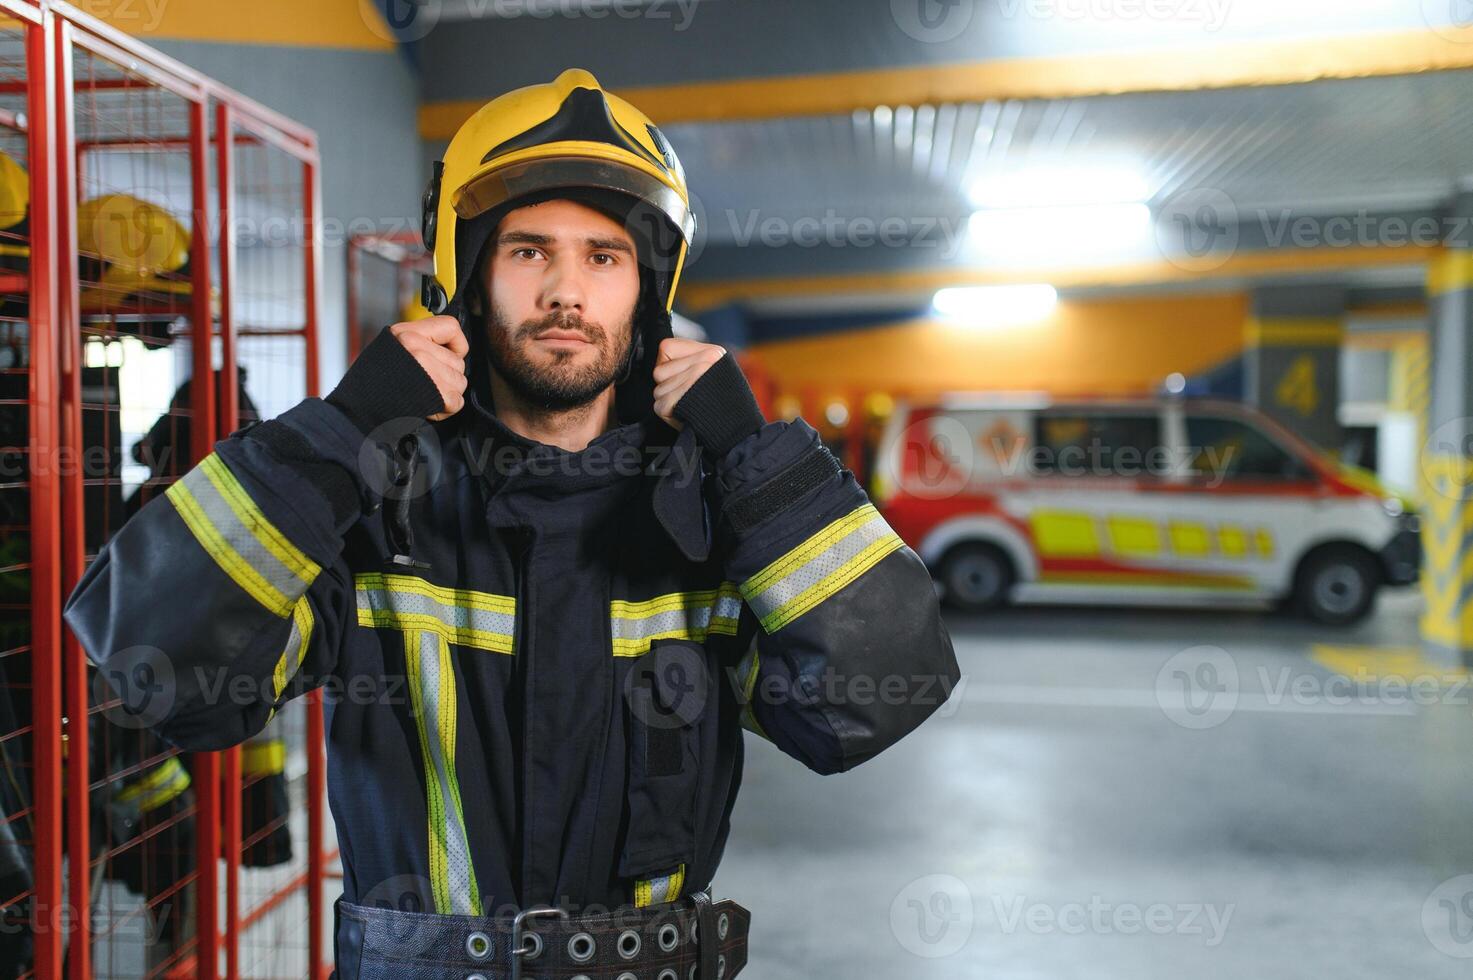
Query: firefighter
xmin=63 ymin=68 xmax=960 ymax=978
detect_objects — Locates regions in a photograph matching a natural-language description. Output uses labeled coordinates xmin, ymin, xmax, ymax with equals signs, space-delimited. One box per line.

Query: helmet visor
xmin=452 ymin=156 xmax=696 ymax=245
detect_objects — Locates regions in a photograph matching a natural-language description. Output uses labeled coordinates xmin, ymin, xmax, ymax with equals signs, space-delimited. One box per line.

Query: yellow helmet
xmin=77 ymin=193 xmax=190 ymax=283
xmin=0 ymin=150 xmax=27 ymax=232
xmin=421 ymin=67 xmax=695 ymax=318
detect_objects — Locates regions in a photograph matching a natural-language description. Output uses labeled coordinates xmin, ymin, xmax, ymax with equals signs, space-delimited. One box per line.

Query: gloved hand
xmin=654 ymin=337 xmax=766 ymax=463
xmin=326 ymin=317 xmax=467 ymax=436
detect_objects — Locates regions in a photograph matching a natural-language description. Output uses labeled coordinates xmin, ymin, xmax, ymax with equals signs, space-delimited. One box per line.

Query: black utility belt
xmin=335 ymin=890 xmax=750 ymax=980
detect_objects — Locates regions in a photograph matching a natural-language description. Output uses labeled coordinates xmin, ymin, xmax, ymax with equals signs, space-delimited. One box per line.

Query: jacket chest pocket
xmin=618 ymin=639 xmax=712 ymax=895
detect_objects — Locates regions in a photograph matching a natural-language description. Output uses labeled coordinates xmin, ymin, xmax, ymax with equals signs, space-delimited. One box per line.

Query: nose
xmin=540 ymin=255 xmax=585 ymax=316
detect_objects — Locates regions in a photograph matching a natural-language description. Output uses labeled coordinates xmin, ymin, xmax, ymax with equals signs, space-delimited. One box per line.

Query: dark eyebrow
xmin=496 ymin=230 xmax=633 ymax=254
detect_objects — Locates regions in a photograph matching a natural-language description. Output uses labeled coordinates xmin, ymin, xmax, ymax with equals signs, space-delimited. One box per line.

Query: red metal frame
xmin=7 ymin=1 xmax=329 ymax=976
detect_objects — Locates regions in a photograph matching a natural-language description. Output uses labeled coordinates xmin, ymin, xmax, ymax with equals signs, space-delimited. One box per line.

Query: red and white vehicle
xmin=873 ymin=395 xmax=1421 ymax=624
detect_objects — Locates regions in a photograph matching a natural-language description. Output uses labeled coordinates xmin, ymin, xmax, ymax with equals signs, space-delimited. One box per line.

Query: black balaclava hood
xmin=443 ymin=185 xmax=681 ymax=430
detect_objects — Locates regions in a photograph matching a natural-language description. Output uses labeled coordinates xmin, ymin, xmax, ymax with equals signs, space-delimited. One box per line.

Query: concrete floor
xmin=713 ymin=590 xmax=1473 ymax=979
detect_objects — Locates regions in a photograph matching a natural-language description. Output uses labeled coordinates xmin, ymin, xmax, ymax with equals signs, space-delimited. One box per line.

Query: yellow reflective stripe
xmin=356 ymin=573 xmax=516 ymax=654
xmin=1031 ymin=511 xmax=1101 ymax=558
xmin=1169 ymin=522 xmax=1212 ymax=557
xmin=404 ymin=629 xmax=481 ymax=916
xmin=357 ymin=572 xmax=515 ymax=613
xmin=740 ymin=503 xmax=904 ymax=633
xmin=1107 ymin=516 xmax=1161 ymax=557
xmin=167 ymin=475 xmax=295 ymax=617
xmin=635 ymin=864 xmax=686 ymax=908
xmin=736 ymin=642 xmax=772 ymax=743
xmin=609 ymin=583 xmax=743 ymax=657
xmin=199 ymin=454 xmax=321 ymax=583
xmin=116 ymin=757 xmax=191 ymax=813
xmin=242 ymin=739 xmax=286 ymax=776
xmin=270 ymin=598 xmax=315 ymax=704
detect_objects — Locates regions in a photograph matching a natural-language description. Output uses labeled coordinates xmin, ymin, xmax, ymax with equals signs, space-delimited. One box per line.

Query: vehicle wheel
xmin=939 ymin=543 xmax=1014 ymax=612
xmin=1293 ymin=546 xmax=1380 ymax=625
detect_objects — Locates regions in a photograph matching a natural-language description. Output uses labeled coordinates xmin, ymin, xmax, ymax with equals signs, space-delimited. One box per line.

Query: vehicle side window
xmin=1185 ymin=416 xmax=1309 ymax=480
xmin=1031 ymin=413 xmax=1162 ymax=478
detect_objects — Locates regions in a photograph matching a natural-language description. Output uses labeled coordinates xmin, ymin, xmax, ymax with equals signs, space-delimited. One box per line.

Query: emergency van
xmin=872 ymin=395 xmax=1421 ymax=624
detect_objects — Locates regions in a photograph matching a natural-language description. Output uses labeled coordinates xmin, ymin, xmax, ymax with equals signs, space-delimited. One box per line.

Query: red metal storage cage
xmin=0 ymin=3 xmax=331 ymax=977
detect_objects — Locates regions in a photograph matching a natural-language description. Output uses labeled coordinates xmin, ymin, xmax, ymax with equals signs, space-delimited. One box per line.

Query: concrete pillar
xmin=1244 ymin=285 xmax=1346 ymax=451
xmin=1420 ymin=193 xmax=1473 ymax=667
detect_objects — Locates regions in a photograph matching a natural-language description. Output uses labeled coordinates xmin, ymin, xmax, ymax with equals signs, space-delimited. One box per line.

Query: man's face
xmin=480 ymin=198 xmax=642 ymax=411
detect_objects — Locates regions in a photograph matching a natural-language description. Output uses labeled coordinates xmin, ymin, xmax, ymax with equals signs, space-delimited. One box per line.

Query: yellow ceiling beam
xmin=676 ymin=245 xmax=1430 ymax=312
xmin=421 ymin=25 xmax=1473 ymax=137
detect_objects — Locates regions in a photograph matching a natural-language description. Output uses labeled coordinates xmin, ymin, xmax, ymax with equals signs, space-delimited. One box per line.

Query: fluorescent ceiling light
xmin=968 ymin=167 xmax=1150 ymax=210
xmin=931 ymin=284 xmax=1058 ymax=326
xmin=966 ymin=202 xmax=1151 ymax=253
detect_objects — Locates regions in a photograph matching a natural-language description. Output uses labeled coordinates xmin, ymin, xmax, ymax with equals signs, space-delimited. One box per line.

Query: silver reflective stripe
xmin=609 ymin=584 xmax=742 ymax=657
xmin=740 ymin=503 xmax=904 ymax=633
xmin=356 ymin=573 xmax=515 ymax=654
xmin=166 ymin=453 xmax=320 ymax=617
xmin=405 ymin=629 xmax=481 ymax=915
xmin=635 ymin=864 xmax=686 ymax=908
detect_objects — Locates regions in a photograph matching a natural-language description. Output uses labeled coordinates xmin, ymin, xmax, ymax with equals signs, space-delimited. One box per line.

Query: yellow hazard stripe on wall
xmin=1428 ymin=250 xmax=1473 ymax=297
xmin=635 ymin=864 xmax=686 ymax=909
xmin=1420 ymin=454 xmax=1473 ymax=648
xmin=166 ymin=453 xmax=320 ymax=617
xmin=609 ymin=583 xmax=743 ymax=657
xmin=405 ymin=629 xmax=482 ymax=916
xmin=740 ymin=503 xmax=905 ymax=633
xmin=356 ymin=573 xmax=516 ymax=654
xmin=1244 ymin=316 xmax=1344 ymax=347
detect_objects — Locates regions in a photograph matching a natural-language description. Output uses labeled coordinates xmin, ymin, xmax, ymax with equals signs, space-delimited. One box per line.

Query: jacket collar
xmin=457 ymin=386 xmax=712 ymax=562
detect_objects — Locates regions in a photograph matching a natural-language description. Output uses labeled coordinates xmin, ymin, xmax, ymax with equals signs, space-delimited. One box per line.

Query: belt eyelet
xmin=718 ymin=952 xmax=727 ymax=979
xmin=657 ymin=921 xmax=680 ymax=952
xmin=465 ymin=931 xmax=492 ymax=961
xmin=658 ymin=970 xmax=678 ymax=980
xmin=567 ymin=932 xmax=596 ymax=963
xmin=617 ymin=973 xmax=637 ymax=980
xmin=520 ymin=930 xmax=543 ymax=960
xmin=718 ymin=910 xmax=729 ymax=940
xmin=617 ymin=927 xmax=642 ymax=959
xmin=688 ymin=964 xmax=699 ymax=980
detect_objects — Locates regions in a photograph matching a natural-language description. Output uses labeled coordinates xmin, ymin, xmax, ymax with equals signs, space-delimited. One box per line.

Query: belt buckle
xmin=510 ymin=905 xmax=570 ymax=980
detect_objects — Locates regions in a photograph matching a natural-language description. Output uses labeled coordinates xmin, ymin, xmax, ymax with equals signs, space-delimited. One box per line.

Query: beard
xmin=484 ymin=301 xmax=636 ymax=412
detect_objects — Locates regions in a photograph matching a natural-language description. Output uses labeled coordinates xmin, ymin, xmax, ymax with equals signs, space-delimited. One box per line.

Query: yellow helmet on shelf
xmin=421 ymin=68 xmax=695 ymax=317
xmin=0 ymin=150 xmax=27 ymax=232
xmin=77 ymin=193 xmax=190 ymax=284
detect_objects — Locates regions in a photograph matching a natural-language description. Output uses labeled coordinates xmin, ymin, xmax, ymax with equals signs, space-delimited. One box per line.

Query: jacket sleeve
xmin=63 ymin=398 xmax=381 ymax=753
xmin=711 ymin=417 xmax=961 ymax=775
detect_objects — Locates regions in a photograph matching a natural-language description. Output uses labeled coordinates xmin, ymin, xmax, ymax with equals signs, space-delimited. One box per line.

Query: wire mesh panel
xmin=67 ymin=34 xmax=210 ymax=980
xmin=0 ymin=4 xmax=330 ymax=977
xmin=347 ymin=230 xmax=427 ymax=361
xmin=222 ymin=115 xmax=321 ymax=980
xmin=0 ymin=10 xmax=43 ymax=978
